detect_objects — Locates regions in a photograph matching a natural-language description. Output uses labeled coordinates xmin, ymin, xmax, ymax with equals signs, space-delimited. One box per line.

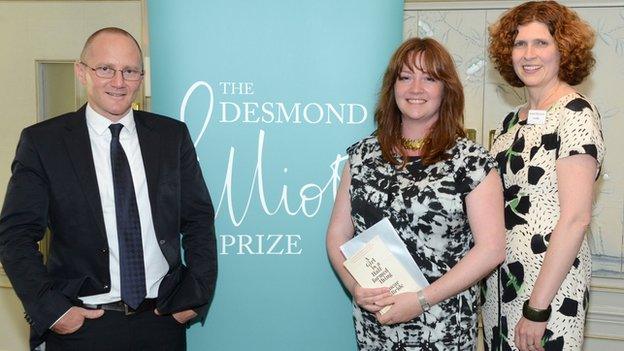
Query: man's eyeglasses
xmin=79 ymin=61 xmax=144 ymax=81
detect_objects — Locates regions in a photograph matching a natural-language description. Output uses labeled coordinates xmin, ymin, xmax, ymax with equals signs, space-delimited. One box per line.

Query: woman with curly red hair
xmin=482 ymin=2 xmax=605 ymax=351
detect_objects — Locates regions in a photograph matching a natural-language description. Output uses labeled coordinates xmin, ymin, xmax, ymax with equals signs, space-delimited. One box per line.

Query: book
xmin=340 ymin=218 xmax=429 ymax=288
xmin=343 ymin=235 xmax=423 ymax=314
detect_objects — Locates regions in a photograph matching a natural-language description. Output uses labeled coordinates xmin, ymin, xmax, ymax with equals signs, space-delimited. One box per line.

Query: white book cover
xmin=340 ymin=217 xmax=429 ymax=288
xmin=343 ymin=235 xmax=422 ymax=314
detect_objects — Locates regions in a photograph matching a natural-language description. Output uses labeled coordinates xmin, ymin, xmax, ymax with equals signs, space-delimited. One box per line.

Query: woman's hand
xmin=374 ymin=292 xmax=423 ymax=325
xmin=353 ymin=284 xmax=391 ymax=313
xmin=514 ymin=317 xmax=546 ymax=351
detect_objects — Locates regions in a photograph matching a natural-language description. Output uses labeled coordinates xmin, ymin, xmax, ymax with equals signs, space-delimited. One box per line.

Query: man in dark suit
xmin=0 ymin=27 xmax=217 ymax=350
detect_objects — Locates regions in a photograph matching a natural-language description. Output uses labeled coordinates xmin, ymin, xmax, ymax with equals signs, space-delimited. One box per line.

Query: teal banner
xmin=147 ymin=1 xmax=403 ymax=349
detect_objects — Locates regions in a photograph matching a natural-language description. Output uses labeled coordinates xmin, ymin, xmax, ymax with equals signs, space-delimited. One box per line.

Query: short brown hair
xmin=489 ymin=1 xmax=595 ymax=87
xmin=375 ymin=37 xmax=466 ymax=166
xmin=80 ymin=27 xmax=143 ymax=68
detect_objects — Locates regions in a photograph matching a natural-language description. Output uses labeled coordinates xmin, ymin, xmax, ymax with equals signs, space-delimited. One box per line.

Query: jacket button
xmin=101 ymin=248 xmax=108 ymax=254
xmin=103 ymin=284 xmax=109 ymax=289
xmin=159 ymin=240 xmax=165 ymax=245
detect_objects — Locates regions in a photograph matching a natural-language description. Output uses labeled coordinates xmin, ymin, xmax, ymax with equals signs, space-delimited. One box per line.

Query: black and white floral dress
xmin=348 ymin=136 xmax=496 ymax=350
xmin=482 ymin=93 xmax=605 ymax=351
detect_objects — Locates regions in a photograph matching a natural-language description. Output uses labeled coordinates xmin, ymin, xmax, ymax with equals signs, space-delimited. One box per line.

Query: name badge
xmin=527 ymin=109 xmax=547 ymax=125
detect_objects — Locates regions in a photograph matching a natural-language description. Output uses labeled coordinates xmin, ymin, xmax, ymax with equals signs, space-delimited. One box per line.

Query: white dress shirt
xmin=80 ymin=104 xmax=169 ymax=305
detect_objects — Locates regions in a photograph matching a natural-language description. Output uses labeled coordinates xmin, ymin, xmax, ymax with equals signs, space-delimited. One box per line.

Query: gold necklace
xmin=401 ymin=137 xmax=425 ymax=151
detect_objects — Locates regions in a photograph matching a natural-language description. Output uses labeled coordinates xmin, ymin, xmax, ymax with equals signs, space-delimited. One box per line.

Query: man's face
xmin=75 ymin=32 xmax=143 ymax=121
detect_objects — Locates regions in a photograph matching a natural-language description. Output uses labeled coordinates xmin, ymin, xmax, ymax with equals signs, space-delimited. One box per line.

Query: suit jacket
xmin=0 ymin=106 xmax=217 ymax=349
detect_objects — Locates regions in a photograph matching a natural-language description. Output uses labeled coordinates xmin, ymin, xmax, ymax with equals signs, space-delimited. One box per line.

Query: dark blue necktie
xmin=109 ymin=123 xmax=146 ymax=309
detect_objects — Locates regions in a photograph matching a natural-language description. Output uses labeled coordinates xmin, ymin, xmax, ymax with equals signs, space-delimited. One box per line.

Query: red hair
xmin=375 ymin=37 xmax=465 ymax=166
xmin=489 ymin=1 xmax=595 ymax=87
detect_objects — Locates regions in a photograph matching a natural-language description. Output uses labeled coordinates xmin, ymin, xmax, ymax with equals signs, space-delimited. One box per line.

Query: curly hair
xmin=375 ymin=37 xmax=465 ymax=167
xmin=488 ymin=1 xmax=595 ymax=87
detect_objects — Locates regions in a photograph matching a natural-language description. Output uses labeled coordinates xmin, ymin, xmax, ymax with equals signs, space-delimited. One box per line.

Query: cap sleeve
xmin=456 ymin=140 xmax=497 ymax=195
xmin=556 ymin=97 xmax=605 ymax=171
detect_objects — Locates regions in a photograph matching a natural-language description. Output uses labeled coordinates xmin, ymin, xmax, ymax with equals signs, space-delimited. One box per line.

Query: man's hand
xmin=51 ymin=307 xmax=104 ymax=334
xmin=154 ymin=308 xmax=198 ymax=324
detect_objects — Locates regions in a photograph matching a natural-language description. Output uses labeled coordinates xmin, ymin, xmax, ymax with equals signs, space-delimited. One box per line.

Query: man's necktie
xmin=109 ymin=123 xmax=146 ymax=309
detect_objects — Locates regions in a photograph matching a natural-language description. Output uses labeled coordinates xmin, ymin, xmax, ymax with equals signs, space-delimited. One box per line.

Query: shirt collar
xmin=85 ymin=104 xmax=136 ymax=137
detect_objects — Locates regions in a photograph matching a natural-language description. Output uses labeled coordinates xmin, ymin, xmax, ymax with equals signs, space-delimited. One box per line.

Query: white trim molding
xmin=586 ymin=285 xmax=624 ymax=341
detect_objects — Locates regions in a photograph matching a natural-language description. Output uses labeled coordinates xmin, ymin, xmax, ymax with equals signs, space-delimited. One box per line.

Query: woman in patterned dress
xmin=482 ymin=2 xmax=605 ymax=351
xmin=326 ymin=37 xmax=506 ymax=350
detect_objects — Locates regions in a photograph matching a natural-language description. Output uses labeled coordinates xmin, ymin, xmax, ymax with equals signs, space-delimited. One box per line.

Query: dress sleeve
xmin=346 ymin=141 xmax=360 ymax=168
xmin=456 ymin=141 xmax=498 ymax=195
xmin=346 ymin=136 xmax=373 ymax=177
xmin=556 ymin=98 xmax=605 ymax=171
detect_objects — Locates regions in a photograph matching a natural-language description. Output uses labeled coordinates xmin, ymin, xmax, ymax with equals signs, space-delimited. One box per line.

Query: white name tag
xmin=527 ymin=109 xmax=547 ymax=125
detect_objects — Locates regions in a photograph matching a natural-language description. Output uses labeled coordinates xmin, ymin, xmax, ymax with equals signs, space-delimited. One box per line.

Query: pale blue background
xmin=148 ymin=1 xmax=402 ymax=349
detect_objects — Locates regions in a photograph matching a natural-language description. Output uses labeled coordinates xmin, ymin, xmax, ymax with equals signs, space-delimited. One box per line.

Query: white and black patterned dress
xmin=482 ymin=93 xmax=605 ymax=351
xmin=348 ymin=136 xmax=496 ymax=350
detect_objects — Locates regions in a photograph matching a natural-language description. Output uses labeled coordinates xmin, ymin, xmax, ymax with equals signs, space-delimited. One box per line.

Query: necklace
xmin=401 ymin=136 xmax=425 ymax=151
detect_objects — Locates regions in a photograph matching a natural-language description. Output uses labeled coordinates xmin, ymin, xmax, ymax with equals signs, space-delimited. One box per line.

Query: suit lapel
xmin=63 ymin=106 xmax=107 ymax=241
xmin=135 ymin=111 xmax=162 ymax=222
